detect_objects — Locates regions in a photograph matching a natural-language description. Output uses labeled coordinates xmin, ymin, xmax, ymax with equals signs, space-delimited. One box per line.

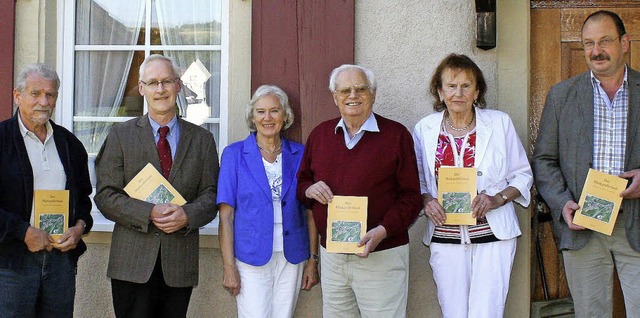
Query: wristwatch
xmin=310 ymin=254 xmax=319 ymax=261
xmin=498 ymin=192 xmax=508 ymax=205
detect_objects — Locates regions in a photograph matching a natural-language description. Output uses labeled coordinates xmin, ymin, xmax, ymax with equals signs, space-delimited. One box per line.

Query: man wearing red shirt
xmin=297 ymin=64 xmax=422 ymax=317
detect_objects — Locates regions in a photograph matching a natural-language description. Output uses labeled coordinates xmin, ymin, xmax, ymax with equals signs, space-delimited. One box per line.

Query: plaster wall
xmin=14 ymin=0 xmax=531 ymax=316
xmin=226 ymin=0 xmax=253 ymax=145
xmin=497 ymin=1 xmax=531 ymax=317
xmin=355 ymin=0 xmax=501 ymax=129
xmin=14 ymin=0 xmax=42 ymax=71
xmin=14 ymin=0 xmax=57 ymax=78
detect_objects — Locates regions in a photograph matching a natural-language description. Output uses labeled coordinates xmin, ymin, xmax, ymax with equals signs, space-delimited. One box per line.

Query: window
xmin=59 ymin=0 xmax=230 ymax=233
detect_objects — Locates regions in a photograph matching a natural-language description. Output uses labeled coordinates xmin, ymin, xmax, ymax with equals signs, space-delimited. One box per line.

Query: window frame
xmin=56 ymin=0 xmax=230 ymax=234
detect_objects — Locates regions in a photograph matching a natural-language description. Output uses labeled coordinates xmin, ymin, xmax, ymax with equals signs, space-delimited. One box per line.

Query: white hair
xmin=245 ymin=85 xmax=294 ymax=131
xmin=328 ymin=64 xmax=377 ymax=92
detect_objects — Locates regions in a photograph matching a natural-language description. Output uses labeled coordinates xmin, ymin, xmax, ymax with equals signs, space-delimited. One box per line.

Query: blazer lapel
xmin=170 ymin=118 xmax=193 ymax=181
xmin=423 ymin=112 xmax=443 ymax=178
xmin=474 ymin=108 xmax=492 ymax=169
xmin=244 ymin=133 xmax=272 ymax=200
xmin=625 ymin=69 xmax=640 ymax=167
xmin=137 ymin=115 xmax=163 ymax=176
xmin=576 ymin=72 xmax=595 ymax=152
xmin=280 ymin=138 xmax=298 ymax=199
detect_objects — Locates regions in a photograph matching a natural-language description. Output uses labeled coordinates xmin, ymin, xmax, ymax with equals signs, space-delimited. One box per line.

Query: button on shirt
xmin=334 ymin=112 xmax=380 ymax=149
xmin=149 ymin=115 xmax=180 ymax=160
xmin=18 ymin=115 xmax=66 ymax=227
xmin=591 ymin=67 xmax=628 ymax=176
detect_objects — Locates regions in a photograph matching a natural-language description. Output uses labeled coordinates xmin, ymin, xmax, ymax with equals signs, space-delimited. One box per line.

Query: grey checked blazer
xmin=95 ymin=115 xmax=218 ymax=287
xmin=533 ymin=68 xmax=640 ymax=252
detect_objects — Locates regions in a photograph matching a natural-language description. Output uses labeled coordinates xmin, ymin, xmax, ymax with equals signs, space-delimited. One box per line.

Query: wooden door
xmin=530 ymin=1 xmax=640 ymax=317
xmin=251 ymin=0 xmax=355 ymax=144
xmin=0 ymin=1 xmax=14 ymax=120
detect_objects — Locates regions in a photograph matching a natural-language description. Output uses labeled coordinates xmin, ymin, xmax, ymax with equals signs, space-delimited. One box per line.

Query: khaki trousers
xmin=320 ymin=244 xmax=409 ymax=318
xmin=563 ymin=215 xmax=640 ymax=318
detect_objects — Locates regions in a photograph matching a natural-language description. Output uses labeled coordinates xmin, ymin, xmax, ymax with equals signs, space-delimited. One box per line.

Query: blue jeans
xmin=0 ymin=249 xmax=76 ymax=318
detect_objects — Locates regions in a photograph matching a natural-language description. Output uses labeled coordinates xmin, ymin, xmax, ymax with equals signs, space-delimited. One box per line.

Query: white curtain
xmin=155 ymin=0 xmax=221 ymax=121
xmin=75 ymin=0 xmax=144 ymax=154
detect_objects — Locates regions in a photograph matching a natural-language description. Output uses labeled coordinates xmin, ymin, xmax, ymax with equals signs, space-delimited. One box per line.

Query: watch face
xmin=501 ymin=194 xmax=508 ymax=201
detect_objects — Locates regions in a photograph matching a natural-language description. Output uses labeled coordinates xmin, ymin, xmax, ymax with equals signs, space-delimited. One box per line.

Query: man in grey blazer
xmin=533 ymin=11 xmax=640 ymax=317
xmin=95 ymin=54 xmax=218 ymax=318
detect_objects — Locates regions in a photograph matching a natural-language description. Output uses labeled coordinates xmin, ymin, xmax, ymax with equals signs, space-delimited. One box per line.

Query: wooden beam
xmin=0 ymin=1 xmax=15 ymax=120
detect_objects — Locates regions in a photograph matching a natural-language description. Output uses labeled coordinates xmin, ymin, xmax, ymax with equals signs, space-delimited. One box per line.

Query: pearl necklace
xmin=445 ymin=112 xmax=475 ymax=132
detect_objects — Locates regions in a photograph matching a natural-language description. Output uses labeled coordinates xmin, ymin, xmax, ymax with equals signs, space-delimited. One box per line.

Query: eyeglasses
xmin=583 ymin=36 xmax=620 ymax=50
xmin=334 ymin=84 xmax=371 ymax=97
xmin=140 ymin=78 xmax=179 ymax=89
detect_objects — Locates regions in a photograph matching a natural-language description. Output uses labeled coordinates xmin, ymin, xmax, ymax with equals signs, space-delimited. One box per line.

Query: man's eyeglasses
xmin=334 ymin=85 xmax=371 ymax=97
xmin=140 ymin=78 xmax=179 ymax=89
xmin=583 ymin=36 xmax=620 ymax=50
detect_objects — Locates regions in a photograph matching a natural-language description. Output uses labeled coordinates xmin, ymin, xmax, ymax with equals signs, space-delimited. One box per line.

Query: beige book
xmin=326 ymin=195 xmax=367 ymax=254
xmin=124 ymin=163 xmax=186 ymax=205
xmin=574 ymin=169 xmax=627 ymax=236
xmin=438 ymin=167 xmax=477 ymax=225
xmin=34 ymin=190 xmax=69 ymax=240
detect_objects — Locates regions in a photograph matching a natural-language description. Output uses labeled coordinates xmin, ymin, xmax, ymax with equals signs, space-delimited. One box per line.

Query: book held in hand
xmin=573 ymin=169 xmax=626 ymax=236
xmin=34 ymin=190 xmax=69 ymax=240
xmin=124 ymin=163 xmax=186 ymax=205
xmin=326 ymin=195 xmax=367 ymax=254
xmin=438 ymin=167 xmax=477 ymax=225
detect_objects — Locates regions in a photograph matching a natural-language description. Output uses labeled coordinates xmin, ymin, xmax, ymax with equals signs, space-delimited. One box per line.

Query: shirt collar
xmin=17 ymin=112 xmax=54 ymax=141
xmin=149 ymin=115 xmax=178 ymax=136
xmin=590 ymin=65 xmax=628 ymax=87
xmin=334 ymin=112 xmax=379 ymax=134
